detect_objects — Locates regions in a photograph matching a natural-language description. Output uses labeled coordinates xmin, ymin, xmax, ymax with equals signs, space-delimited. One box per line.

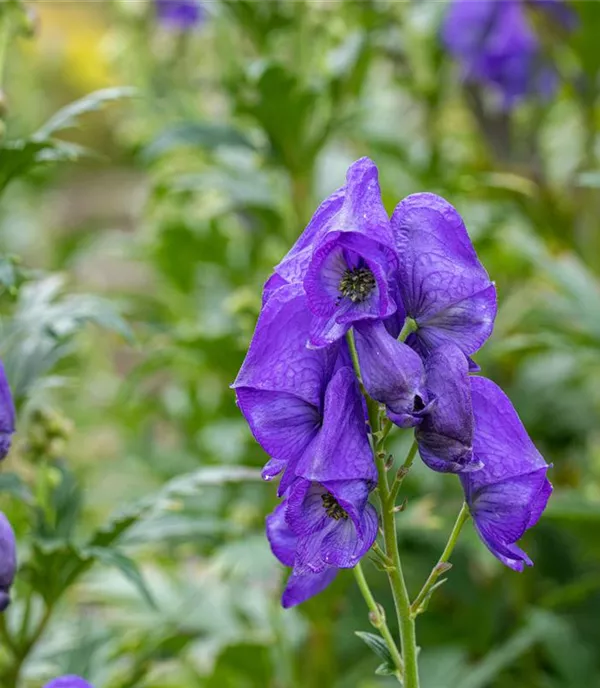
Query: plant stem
xmin=346 ymin=328 xmax=421 ymax=687
xmin=353 ymin=562 xmax=404 ymax=681
xmin=411 ymin=502 xmax=470 ymax=617
xmin=377 ymin=445 xmax=420 ymax=688
xmin=389 ymin=440 xmax=418 ymax=504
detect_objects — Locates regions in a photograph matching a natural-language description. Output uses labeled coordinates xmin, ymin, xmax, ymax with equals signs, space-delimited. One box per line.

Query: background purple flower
xmin=415 ymin=345 xmax=480 ymax=474
xmin=391 ymin=193 xmax=497 ymax=369
xmin=461 ymin=377 xmax=552 ymax=571
xmin=442 ymin=0 xmax=575 ymax=108
xmin=0 ymin=512 xmax=16 ymax=612
xmin=155 ymin=0 xmax=204 ymax=31
xmin=43 ymin=677 xmax=93 ymax=688
xmin=0 ymin=361 xmax=15 ymax=461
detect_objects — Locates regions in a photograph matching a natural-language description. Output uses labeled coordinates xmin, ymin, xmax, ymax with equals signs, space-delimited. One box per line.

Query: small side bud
xmin=384 ymin=454 xmax=394 ymax=470
xmin=368 ymin=603 xmax=386 ymax=628
xmin=435 ymin=562 xmax=453 ymax=575
xmin=393 ymin=498 xmax=408 ymax=513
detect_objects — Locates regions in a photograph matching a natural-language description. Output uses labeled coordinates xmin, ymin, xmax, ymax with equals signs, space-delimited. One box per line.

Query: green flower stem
xmin=353 ymin=562 xmax=404 ymax=681
xmin=389 ymin=440 xmax=419 ymax=504
xmin=377 ymin=443 xmax=420 ymax=688
xmin=410 ymin=502 xmax=471 ymax=617
xmin=346 ymin=330 xmax=420 ymax=688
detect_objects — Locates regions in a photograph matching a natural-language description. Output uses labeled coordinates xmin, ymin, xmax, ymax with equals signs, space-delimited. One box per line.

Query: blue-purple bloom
xmin=461 ymin=377 xmax=552 ymax=570
xmin=155 ymin=0 xmax=204 ymax=30
xmin=442 ymin=0 xmax=576 ymax=108
xmin=391 ymin=193 xmax=497 ymax=370
xmin=273 ymin=158 xmax=401 ymax=348
xmin=0 ymin=512 xmax=16 ymax=612
xmin=0 ymin=361 xmax=15 ymax=461
xmin=235 ymin=158 xmax=551 ymax=606
xmin=43 ymin=678 xmax=93 ymax=688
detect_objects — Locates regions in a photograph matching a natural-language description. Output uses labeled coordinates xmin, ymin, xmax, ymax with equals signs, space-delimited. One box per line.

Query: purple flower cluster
xmin=234 ymin=158 xmax=551 ymax=607
xmin=442 ymin=0 xmax=577 ymax=108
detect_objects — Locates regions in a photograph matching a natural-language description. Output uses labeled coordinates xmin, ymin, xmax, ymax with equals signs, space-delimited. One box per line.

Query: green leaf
xmin=33 ymin=86 xmax=137 ymax=140
xmin=355 ymin=631 xmax=396 ymax=675
xmin=158 ymin=465 xmax=263 ymax=502
xmin=86 ymin=546 xmax=156 ymax=609
xmin=0 ymin=472 xmax=33 ymax=502
xmin=88 ymin=502 xmax=150 ymax=549
xmin=144 ymin=122 xmax=255 ymax=160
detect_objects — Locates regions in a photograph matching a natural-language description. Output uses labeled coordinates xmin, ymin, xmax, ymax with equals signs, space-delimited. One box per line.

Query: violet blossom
xmin=461 ymin=377 xmax=552 ymax=570
xmin=273 ymin=158 xmax=401 ymax=348
xmin=391 ymin=193 xmax=497 ymax=370
xmin=442 ymin=0 xmax=575 ymax=108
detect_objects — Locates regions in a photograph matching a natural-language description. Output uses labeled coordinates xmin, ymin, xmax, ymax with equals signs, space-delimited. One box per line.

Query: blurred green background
xmin=0 ymin=1 xmax=599 ymax=686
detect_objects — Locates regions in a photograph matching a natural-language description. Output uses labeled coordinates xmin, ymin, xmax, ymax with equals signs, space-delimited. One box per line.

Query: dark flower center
xmin=338 ymin=267 xmax=376 ymax=304
xmin=413 ymin=395 xmax=425 ymax=412
xmin=321 ymin=492 xmax=349 ymax=520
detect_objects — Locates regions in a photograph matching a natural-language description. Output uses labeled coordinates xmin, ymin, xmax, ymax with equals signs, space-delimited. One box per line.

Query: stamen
xmin=321 ymin=492 xmax=349 ymax=520
xmin=338 ymin=267 xmax=376 ymax=304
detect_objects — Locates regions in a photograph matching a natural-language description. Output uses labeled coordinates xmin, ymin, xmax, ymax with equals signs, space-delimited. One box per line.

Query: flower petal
xmin=391 ymin=193 xmax=497 ymax=359
xmin=416 ymin=345 xmax=478 ymax=473
xmin=281 ymin=567 xmax=337 ymax=608
xmin=0 ymin=512 xmax=16 ymax=612
xmin=295 ymin=368 xmax=376 ymax=484
xmin=354 ymin=320 xmax=428 ymax=428
xmin=319 ymin=502 xmax=378 ymax=569
xmin=233 ymin=283 xmax=339 ymax=407
xmin=235 ymin=388 xmax=320 ymax=466
xmin=266 ymin=502 xmax=297 ymax=567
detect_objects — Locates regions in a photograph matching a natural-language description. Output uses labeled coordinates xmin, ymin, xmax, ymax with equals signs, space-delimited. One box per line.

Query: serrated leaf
xmin=88 ymin=501 xmax=150 ymax=549
xmin=33 ymin=86 xmax=137 ymax=140
xmin=86 ymin=546 xmax=156 ymax=610
xmin=355 ymin=631 xmax=396 ymax=672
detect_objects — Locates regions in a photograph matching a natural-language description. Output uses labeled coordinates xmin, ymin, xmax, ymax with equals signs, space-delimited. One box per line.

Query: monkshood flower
xmin=0 ymin=512 xmax=16 ymax=612
xmin=461 ymin=377 xmax=552 ymax=570
xmin=273 ymin=158 xmax=401 ymax=348
xmin=442 ymin=0 xmax=575 ymax=108
xmin=354 ymin=320 xmax=431 ymax=428
xmin=267 ymin=502 xmax=336 ymax=608
xmin=43 ymin=678 xmax=93 ymax=688
xmin=155 ymin=0 xmax=204 ymax=31
xmin=233 ymin=283 xmax=376 ymax=494
xmin=0 ymin=361 xmax=15 ymax=460
xmin=391 ymin=193 xmax=497 ymax=370
xmin=415 ymin=345 xmax=481 ymax=474
xmin=286 ymin=478 xmax=378 ymax=573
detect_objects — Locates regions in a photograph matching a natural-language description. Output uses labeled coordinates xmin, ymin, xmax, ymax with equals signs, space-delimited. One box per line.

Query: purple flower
xmin=354 ymin=320 xmax=431 ymax=428
xmin=155 ymin=0 xmax=204 ymax=31
xmin=274 ymin=158 xmax=401 ymax=348
xmin=267 ymin=502 xmax=336 ymax=608
xmin=391 ymin=193 xmax=497 ymax=369
xmin=461 ymin=377 xmax=552 ymax=571
xmin=43 ymin=678 xmax=93 ymax=688
xmin=415 ymin=345 xmax=481 ymax=474
xmin=0 ymin=512 xmax=16 ymax=612
xmin=286 ymin=478 xmax=378 ymax=573
xmin=0 ymin=361 xmax=15 ymax=461
xmin=233 ymin=283 xmax=376 ymax=494
xmin=442 ymin=0 xmax=574 ymax=108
